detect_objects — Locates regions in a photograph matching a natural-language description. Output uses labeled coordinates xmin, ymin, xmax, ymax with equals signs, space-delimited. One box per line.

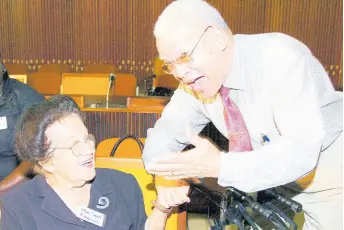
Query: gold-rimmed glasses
xmin=161 ymin=26 xmax=211 ymax=75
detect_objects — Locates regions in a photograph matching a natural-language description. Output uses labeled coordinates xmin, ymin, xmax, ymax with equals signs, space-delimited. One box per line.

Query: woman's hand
xmin=156 ymin=184 xmax=190 ymax=210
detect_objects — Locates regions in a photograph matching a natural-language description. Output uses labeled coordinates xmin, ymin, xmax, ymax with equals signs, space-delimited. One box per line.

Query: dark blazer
xmin=0 ymin=168 xmax=147 ymax=230
xmin=0 ymin=78 xmax=45 ymax=180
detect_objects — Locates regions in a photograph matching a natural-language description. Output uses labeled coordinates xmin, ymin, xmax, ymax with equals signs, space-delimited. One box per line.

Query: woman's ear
xmin=38 ymin=158 xmax=55 ymax=174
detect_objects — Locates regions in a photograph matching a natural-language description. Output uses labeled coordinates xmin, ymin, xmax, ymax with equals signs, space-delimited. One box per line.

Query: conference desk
xmin=83 ymin=107 xmax=163 ymax=145
xmin=44 ymin=95 xmax=169 ymax=145
xmin=44 ymin=94 xmax=227 ymax=148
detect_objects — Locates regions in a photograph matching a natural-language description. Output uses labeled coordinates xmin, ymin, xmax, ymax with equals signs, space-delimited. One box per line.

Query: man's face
xmin=156 ymin=27 xmax=227 ymax=98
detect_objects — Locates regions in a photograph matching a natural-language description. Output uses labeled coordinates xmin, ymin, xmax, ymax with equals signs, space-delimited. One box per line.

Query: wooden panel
xmin=82 ymin=107 xmax=164 ymax=113
xmin=28 ymin=72 xmax=61 ymax=94
xmin=44 ymin=95 xmax=85 ymax=109
xmin=127 ymin=96 xmax=170 ymax=109
xmin=84 ymin=111 xmax=129 ymax=144
xmin=83 ymin=64 xmax=116 ymax=73
xmin=114 ymin=74 xmax=137 ymax=97
xmin=39 ymin=64 xmax=71 ymax=73
xmin=0 ymin=0 xmax=341 ymax=88
xmin=61 ymin=73 xmax=111 ymax=95
xmin=61 ymin=73 xmax=137 ymax=96
xmin=84 ymin=110 xmax=161 ymax=145
xmin=4 ymin=64 xmax=28 ymax=74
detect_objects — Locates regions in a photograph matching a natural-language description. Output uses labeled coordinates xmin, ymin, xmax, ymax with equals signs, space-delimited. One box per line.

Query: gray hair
xmin=154 ymin=0 xmax=229 ymax=42
xmin=14 ymin=95 xmax=82 ymax=168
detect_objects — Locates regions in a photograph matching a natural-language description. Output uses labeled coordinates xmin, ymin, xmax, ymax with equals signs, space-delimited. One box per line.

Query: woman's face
xmin=43 ymin=114 xmax=96 ymax=185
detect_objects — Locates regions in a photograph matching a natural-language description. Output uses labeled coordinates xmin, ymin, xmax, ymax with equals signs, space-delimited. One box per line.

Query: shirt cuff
xmin=217 ymin=151 xmax=245 ymax=187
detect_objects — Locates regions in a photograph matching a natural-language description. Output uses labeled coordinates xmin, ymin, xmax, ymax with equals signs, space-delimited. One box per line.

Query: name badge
xmin=0 ymin=116 xmax=8 ymax=130
xmin=78 ymin=207 xmax=106 ymax=227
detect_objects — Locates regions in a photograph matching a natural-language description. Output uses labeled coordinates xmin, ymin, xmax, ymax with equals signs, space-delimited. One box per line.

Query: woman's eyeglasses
xmin=50 ymin=134 xmax=96 ymax=157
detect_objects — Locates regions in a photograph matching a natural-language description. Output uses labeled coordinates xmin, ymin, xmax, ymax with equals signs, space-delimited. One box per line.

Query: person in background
xmin=0 ymin=95 xmax=189 ymax=230
xmin=142 ymin=0 xmax=343 ymax=229
xmin=0 ymin=56 xmax=45 ymax=192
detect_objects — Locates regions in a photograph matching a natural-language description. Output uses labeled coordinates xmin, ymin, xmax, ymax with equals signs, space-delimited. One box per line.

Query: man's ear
xmin=212 ymin=26 xmax=227 ymax=51
xmin=202 ymin=26 xmax=227 ymax=53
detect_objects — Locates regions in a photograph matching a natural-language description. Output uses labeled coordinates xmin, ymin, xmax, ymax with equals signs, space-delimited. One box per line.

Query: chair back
xmin=96 ymin=137 xmax=145 ymax=158
xmin=10 ymin=74 xmax=27 ymax=84
xmin=28 ymin=72 xmax=61 ymax=94
xmin=95 ymin=137 xmax=186 ymax=230
xmin=114 ymin=74 xmax=137 ymax=96
xmin=153 ymin=74 xmax=179 ymax=90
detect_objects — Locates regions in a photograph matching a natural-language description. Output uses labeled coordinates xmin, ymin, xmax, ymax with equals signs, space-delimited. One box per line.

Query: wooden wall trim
xmin=0 ymin=0 xmax=342 ymax=88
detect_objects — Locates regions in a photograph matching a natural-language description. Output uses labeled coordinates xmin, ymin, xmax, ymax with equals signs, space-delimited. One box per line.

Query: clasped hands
xmin=147 ymin=132 xmax=222 ymax=210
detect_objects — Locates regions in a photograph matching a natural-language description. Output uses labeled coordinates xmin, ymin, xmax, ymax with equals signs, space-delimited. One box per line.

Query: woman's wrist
xmin=152 ymin=199 xmax=172 ymax=214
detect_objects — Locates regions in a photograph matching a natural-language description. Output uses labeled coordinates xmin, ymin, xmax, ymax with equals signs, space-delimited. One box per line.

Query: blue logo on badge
xmin=96 ymin=197 xmax=110 ymax=209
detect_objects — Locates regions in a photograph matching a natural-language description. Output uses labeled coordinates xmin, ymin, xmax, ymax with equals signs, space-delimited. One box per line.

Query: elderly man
xmin=142 ymin=0 xmax=343 ymax=229
xmin=0 ymin=60 xmax=45 ymax=192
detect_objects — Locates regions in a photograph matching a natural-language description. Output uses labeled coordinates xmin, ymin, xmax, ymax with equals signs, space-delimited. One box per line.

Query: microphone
xmin=234 ymin=202 xmax=259 ymax=230
xmin=109 ymin=73 xmax=115 ymax=88
xmin=227 ymin=187 xmax=289 ymax=230
xmin=227 ymin=187 xmax=273 ymax=220
xmin=225 ymin=206 xmax=246 ymax=230
xmin=262 ymin=189 xmax=302 ymax=213
xmin=263 ymin=202 xmax=298 ymax=230
xmin=106 ymin=73 xmax=115 ymax=109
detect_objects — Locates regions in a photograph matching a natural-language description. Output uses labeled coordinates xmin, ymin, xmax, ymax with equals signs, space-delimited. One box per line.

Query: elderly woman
xmin=0 ymin=95 xmax=189 ymax=230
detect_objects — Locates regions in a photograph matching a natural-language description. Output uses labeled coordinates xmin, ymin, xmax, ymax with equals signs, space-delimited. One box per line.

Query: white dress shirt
xmin=142 ymin=32 xmax=343 ymax=193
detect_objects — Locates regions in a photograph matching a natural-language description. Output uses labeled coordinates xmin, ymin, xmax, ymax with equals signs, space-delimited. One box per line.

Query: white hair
xmin=154 ymin=0 xmax=229 ymax=42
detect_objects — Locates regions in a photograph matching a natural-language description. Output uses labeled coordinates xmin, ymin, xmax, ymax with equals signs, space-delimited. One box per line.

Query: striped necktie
xmin=220 ymin=87 xmax=253 ymax=151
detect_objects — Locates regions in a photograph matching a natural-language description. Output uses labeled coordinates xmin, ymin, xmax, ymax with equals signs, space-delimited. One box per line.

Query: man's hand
xmin=146 ymin=133 xmax=221 ymax=180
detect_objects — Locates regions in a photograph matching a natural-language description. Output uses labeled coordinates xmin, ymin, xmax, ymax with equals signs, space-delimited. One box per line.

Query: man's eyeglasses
xmin=161 ymin=26 xmax=211 ymax=75
xmin=50 ymin=134 xmax=96 ymax=157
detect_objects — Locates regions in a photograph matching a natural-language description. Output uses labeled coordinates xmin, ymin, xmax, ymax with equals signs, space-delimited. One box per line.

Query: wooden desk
xmin=61 ymin=73 xmax=111 ymax=95
xmin=65 ymin=95 xmax=170 ymax=144
xmin=83 ymin=107 xmax=163 ymax=145
xmin=60 ymin=73 xmax=137 ymax=97
xmin=43 ymin=95 xmax=226 ymax=151
xmin=43 ymin=95 xmax=166 ymax=144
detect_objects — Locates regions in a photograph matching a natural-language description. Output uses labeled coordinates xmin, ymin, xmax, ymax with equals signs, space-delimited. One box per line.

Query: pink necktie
xmin=220 ymin=87 xmax=253 ymax=152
